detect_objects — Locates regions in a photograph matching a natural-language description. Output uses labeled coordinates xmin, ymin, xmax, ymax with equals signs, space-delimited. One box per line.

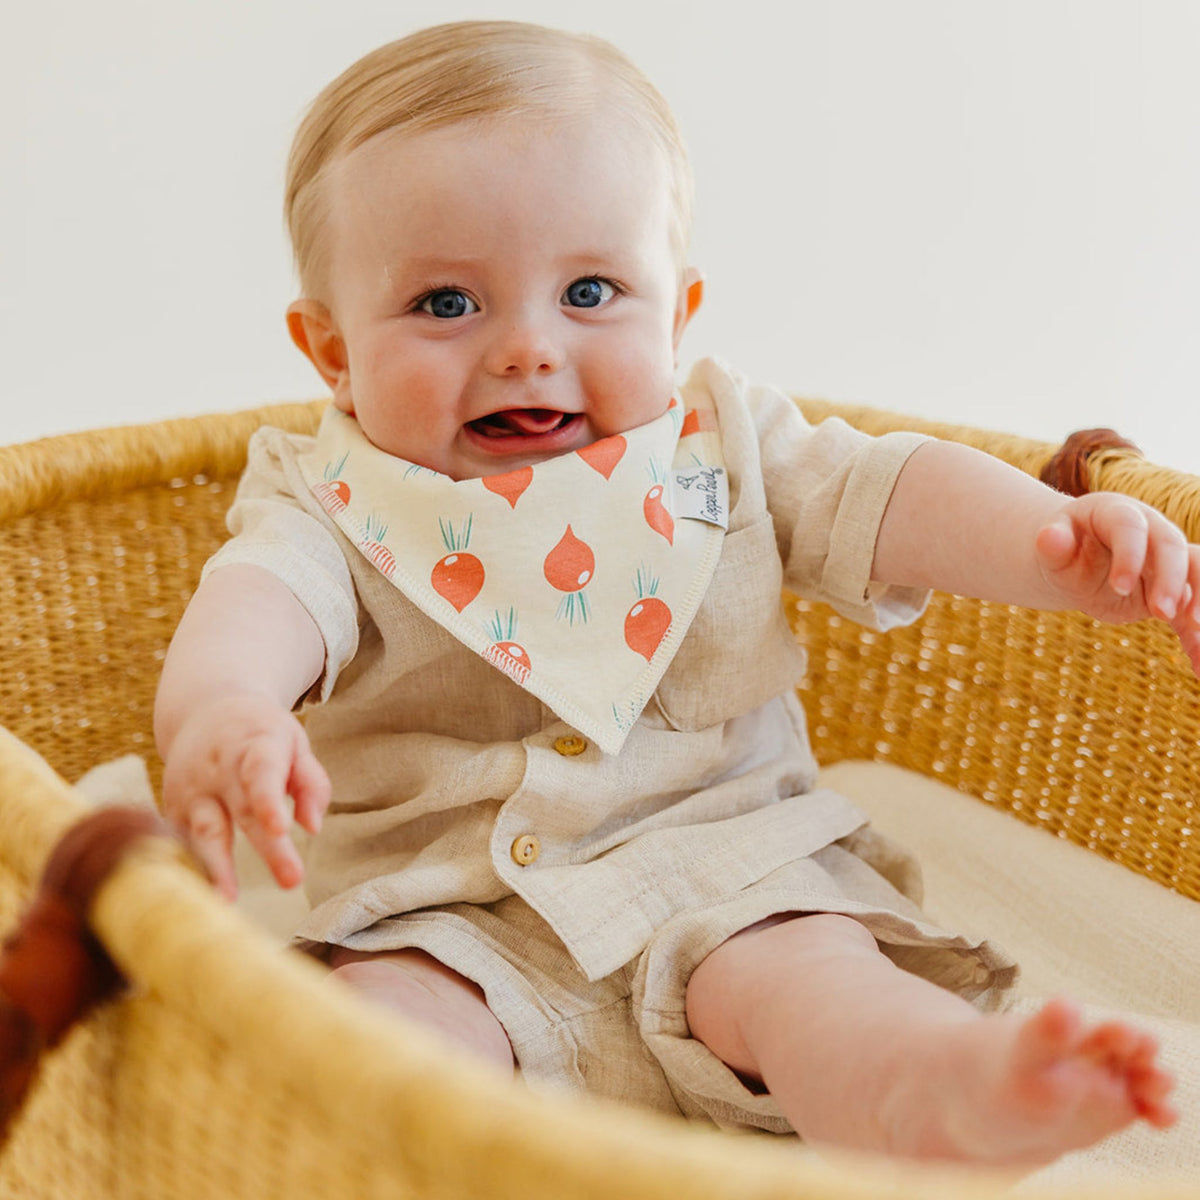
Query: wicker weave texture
xmin=793 ymin=594 xmax=1200 ymax=899
xmin=0 ymin=405 xmax=322 ymax=794
xmin=2 ymin=398 xmax=1197 ymax=895
xmin=0 ymin=730 xmax=1194 ymax=1200
xmin=2 ymin=399 xmax=1200 ymax=1199
xmin=788 ymin=398 xmax=1200 ymax=901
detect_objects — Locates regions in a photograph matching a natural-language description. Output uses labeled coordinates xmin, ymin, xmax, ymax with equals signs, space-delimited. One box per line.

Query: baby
xmin=155 ymin=20 xmax=1197 ymax=1166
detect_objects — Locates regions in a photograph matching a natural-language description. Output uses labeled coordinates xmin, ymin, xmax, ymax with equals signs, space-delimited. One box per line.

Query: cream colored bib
xmin=297 ymin=397 xmax=727 ymax=754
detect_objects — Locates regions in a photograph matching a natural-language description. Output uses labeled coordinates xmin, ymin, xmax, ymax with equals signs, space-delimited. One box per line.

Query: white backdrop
xmin=6 ymin=0 xmax=1199 ymax=471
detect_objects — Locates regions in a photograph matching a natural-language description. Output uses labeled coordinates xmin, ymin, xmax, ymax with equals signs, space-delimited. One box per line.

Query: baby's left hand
xmin=1035 ymin=493 xmax=1200 ymax=676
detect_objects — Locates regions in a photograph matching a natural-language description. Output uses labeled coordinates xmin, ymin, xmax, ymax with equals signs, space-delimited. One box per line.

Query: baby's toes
xmin=1127 ymin=1031 xmax=1161 ymax=1071
xmin=1129 ymin=1064 xmax=1178 ymax=1127
xmin=1079 ymin=1021 xmax=1142 ymax=1070
xmin=1021 ymin=999 xmax=1083 ymax=1066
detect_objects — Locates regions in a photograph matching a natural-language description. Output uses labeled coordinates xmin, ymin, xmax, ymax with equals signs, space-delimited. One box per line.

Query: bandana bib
xmin=297 ymin=397 xmax=728 ymax=755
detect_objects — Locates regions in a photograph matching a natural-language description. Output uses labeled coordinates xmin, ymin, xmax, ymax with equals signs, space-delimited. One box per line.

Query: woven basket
xmin=1 ymin=398 xmax=1198 ymax=1199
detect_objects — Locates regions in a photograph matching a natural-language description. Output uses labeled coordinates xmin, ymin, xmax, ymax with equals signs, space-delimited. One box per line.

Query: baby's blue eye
xmin=563 ymin=278 xmax=615 ymax=308
xmin=419 ymin=290 xmax=477 ymax=319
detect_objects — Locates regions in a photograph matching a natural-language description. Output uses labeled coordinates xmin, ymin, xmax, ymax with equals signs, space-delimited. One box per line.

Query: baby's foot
xmin=921 ymin=999 xmax=1177 ymax=1165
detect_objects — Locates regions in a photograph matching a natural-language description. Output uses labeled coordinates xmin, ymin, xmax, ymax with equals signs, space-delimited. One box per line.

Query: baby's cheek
xmin=603 ymin=343 xmax=676 ymax=421
xmin=350 ymin=353 xmax=442 ymax=457
xmin=372 ymin=338 xmax=447 ymax=401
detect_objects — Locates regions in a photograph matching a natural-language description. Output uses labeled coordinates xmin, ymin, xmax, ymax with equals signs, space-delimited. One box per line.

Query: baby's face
xmin=301 ymin=113 xmax=697 ymax=480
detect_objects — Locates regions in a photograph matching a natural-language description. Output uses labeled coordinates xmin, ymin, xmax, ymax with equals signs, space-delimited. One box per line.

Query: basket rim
xmin=2 ymin=728 xmax=1196 ymax=1200
xmin=0 ymin=400 xmax=326 ymax=522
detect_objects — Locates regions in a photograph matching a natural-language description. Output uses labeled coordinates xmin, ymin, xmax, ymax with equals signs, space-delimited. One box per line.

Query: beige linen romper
xmin=203 ymin=357 xmax=1017 ymax=1132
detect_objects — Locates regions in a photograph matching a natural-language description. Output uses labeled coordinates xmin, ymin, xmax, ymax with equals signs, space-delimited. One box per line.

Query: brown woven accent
xmin=1039 ymin=428 xmax=1143 ymax=496
xmin=0 ymin=808 xmax=178 ymax=1137
xmin=2 ymin=399 xmax=1200 ymax=1199
xmin=41 ymin=807 xmax=177 ymax=910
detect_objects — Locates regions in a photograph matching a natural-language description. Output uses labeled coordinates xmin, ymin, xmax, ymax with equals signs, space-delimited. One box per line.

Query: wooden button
xmin=553 ymin=735 xmax=588 ymax=757
xmin=510 ymin=835 xmax=541 ymax=866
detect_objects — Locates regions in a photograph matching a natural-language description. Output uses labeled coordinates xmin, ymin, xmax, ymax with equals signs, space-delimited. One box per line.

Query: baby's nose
xmin=485 ymin=316 xmax=564 ymax=377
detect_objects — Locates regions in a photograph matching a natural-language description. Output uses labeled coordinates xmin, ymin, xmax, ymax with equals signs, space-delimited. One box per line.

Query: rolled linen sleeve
xmin=202 ymin=427 xmax=360 ymax=701
xmin=741 ymin=373 xmax=930 ymax=629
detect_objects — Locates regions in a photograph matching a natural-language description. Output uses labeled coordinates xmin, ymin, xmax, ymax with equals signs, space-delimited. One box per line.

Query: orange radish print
xmin=577 ymin=435 xmax=626 ymax=480
xmin=625 ymin=597 xmax=672 ymax=661
xmin=643 ymin=485 xmax=674 ymax=545
xmin=482 ymin=465 xmax=533 ymax=509
xmin=432 ymin=515 xmax=484 ymax=613
xmin=313 ymin=452 xmax=351 ymax=512
xmin=544 ymin=525 xmax=595 ymax=591
xmin=485 ymin=640 xmax=531 ymax=684
xmin=626 ymin=565 xmax=671 ymax=660
xmin=432 ymin=552 xmax=484 ymax=612
xmin=544 ymin=525 xmax=595 ymax=624
xmin=314 ymin=479 xmax=351 ymax=510
xmin=484 ymin=609 xmax=531 ymax=685
xmin=367 ymin=542 xmax=396 ymax=576
xmin=361 ymin=514 xmax=396 ymax=578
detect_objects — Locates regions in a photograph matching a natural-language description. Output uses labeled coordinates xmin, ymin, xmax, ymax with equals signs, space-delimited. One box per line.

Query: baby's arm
xmin=154 ymin=563 xmax=331 ymax=898
xmin=873 ymin=439 xmax=1200 ymax=674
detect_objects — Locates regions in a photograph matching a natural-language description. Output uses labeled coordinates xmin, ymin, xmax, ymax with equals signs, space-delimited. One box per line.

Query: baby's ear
xmin=673 ymin=267 xmax=704 ymax=350
xmin=286 ymin=301 xmax=354 ymax=414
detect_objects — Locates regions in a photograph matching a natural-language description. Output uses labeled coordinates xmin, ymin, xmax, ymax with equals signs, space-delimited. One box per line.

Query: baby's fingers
xmin=1142 ymin=516 xmax=1191 ymax=620
xmin=289 ymin=742 xmax=331 ymax=836
xmin=1186 ymin=545 xmax=1200 ymax=624
xmin=1034 ymin=516 xmax=1080 ymax=574
xmin=1090 ymin=500 xmax=1150 ymax=597
xmin=1168 ymin=548 xmax=1200 ymax=677
xmin=183 ymin=794 xmax=238 ymax=900
xmin=233 ymin=735 xmax=305 ymax=889
xmin=243 ymin=825 xmax=305 ymax=890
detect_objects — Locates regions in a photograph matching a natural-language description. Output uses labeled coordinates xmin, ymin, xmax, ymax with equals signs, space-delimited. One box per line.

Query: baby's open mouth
xmin=469 ymin=409 xmax=578 ymax=438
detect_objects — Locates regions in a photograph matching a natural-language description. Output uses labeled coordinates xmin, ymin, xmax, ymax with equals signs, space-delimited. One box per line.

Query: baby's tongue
xmin=489 ymin=408 xmax=564 ymax=435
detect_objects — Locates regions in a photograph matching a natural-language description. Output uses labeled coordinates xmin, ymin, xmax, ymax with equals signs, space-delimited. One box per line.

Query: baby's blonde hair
xmin=285 ymin=20 xmax=693 ymax=300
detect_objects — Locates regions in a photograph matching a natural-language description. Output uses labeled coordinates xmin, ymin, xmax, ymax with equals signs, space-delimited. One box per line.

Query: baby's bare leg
xmin=686 ymin=913 xmax=1176 ymax=1165
xmin=329 ymin=947 xmax=515 ymax=1073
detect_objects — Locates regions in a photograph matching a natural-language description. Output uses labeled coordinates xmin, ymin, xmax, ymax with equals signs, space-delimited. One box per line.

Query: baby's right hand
xmin=161 ymin=694 xmax=331 ymax=900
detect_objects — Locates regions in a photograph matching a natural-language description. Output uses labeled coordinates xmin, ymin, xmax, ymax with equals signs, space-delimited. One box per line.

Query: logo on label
xmin=671 ymin=467 xmax=729 ymax=529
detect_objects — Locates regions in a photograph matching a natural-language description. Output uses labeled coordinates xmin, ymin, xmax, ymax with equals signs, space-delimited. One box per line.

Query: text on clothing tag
xmin=671 ymin=466 xmax=729 ymax=529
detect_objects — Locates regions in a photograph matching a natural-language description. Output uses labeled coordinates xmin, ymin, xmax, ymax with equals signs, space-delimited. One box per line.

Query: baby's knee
xmin=778 ymin=911 xmax=880 ymax=955
xmin=330 ymin=952 xmax=515 ymax=1074
xmin=701 ymin=911 xmax=879 ymax=977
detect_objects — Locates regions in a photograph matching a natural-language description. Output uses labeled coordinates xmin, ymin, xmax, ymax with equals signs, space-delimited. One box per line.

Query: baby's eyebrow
xmin=388 ymin=254 xmax=488 ymax=276
xmin=560 ymin=243 xmax=636 ymax=265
